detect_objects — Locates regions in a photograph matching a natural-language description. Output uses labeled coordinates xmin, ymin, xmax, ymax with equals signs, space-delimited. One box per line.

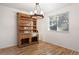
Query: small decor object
xmin=49 ymin=12 xmax=69 ymax=32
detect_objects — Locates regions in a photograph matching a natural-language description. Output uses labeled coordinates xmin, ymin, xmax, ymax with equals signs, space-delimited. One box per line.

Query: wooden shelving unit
xmin=17 ymin=13 xmax=39 ymax=47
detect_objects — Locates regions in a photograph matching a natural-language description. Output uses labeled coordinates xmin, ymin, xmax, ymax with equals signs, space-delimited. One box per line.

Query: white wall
xmin=37 ymin=4 xmax=79 ymax=52
xmin=0 ymin=5 xmax=28 ymax=48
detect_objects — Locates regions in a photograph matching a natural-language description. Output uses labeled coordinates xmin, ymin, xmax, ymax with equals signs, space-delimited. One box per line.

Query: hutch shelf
xmin=17 ymin=13 xmax=39 ymax=47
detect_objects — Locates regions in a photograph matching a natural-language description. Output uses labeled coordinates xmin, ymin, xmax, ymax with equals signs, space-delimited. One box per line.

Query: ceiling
xmin=0 ymin=3 xmax=72 ymax=14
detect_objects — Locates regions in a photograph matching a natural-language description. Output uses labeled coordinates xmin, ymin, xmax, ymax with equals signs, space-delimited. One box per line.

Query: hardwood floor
xmin=0 ymin=41 xmax=79 ymax=55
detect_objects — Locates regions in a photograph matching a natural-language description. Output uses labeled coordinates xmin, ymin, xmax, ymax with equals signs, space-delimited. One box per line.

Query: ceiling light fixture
xmin=30 ymin=3 xmax=44 ymax=19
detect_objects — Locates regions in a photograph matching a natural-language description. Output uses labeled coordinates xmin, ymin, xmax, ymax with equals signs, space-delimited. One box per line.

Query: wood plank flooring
xmin=0 ymin=41 xmax=79 ymax=55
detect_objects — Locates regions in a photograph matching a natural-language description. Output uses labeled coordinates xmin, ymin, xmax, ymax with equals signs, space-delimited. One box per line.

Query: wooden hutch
xmin=17 ymin=13 xmax=39 ymax=47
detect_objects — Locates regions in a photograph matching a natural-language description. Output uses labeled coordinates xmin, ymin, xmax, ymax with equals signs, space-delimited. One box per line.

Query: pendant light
xmin=30 ymin=3 xmax=44 ymax=19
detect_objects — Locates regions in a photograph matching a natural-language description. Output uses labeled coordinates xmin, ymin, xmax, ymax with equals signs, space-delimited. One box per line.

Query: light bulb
xmin=40 ymin=11 xmax=43 ymax=14
xmin=34 ymin=10 xmax=37 ymax=14
xmin=40 ymin=11 xmax=44 ymax=15
xmin=30 ymin=11 xmax=33 ymax=15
